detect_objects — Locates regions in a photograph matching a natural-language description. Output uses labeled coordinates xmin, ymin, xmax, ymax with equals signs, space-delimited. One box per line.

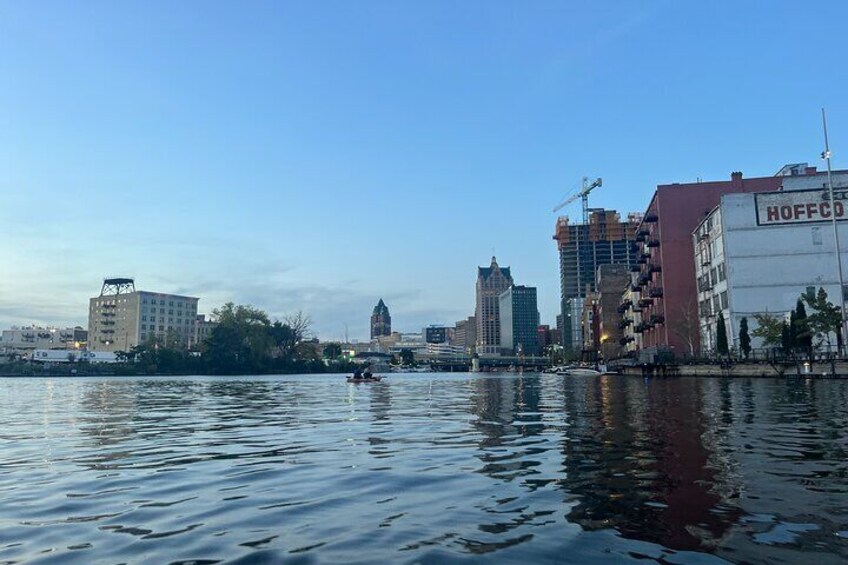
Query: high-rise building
xmin=453 ymin=316 xmax=476 ymax=353
xmin=475 ymin=257 xmax=513 ymax=356
xmin=370 ymin=299 xmax=391 ymax=339
xmin=553 ymin=209 xmax=640 ymax=353
xmin=498 ymin=285 xmax=541 ymax=356
xmin=88 ymin=278 xmax=199 ymax=352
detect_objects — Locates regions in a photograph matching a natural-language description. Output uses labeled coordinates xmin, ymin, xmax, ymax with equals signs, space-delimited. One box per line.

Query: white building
xmin=0 ymin=326 xmax=87 ymax=356
xmin=693 ymin=168 xmax=848 ymax=353
xmin=88 ymin=278 xmax=199 ymax=352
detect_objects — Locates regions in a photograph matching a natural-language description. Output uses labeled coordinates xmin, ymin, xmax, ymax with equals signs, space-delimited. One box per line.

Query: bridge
xmin=425 ymin=355 xmax=551 ymax=372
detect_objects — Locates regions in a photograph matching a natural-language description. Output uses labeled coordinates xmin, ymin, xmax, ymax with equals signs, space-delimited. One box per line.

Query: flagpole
xmin=822 ymin=108 xmax=848 ymax=355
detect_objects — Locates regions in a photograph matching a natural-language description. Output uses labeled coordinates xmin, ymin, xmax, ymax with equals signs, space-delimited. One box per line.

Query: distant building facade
xmin=595 ymin=264 xmax=631 ymax=361
xmin=453 ymin=316 xmax=477 ymax=353
xmin=370 ymin=299 xmax=392 ymax=339
xmin=425 ymin=326 xmax=448 ymax=344
xmin=475 ymin=257 xmax=513 ymax=356
xmin=0 ymin=326 xmax=87 ymax=356
xmin=195 ymin=314 xmax=217 ymax=347
xmin=498 ymin=285 xmax=540 ymax=356
xmin=88 ymin=278 xmax=199 ymax=352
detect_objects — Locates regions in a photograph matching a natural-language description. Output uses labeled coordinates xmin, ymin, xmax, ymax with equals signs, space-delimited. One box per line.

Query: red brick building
xmin=633 ymin=171 xmax=782 ymax=357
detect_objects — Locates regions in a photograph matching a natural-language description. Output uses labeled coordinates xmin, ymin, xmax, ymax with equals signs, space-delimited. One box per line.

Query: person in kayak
xmin=362 ymin=365 xmax=373 ymax=379
xmin=352 ymin=366 xmax=364 ymax=379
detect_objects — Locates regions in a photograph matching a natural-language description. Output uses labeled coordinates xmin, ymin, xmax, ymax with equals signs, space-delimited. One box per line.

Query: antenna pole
xmin=822 ymin=108 xmax=848 ymax=355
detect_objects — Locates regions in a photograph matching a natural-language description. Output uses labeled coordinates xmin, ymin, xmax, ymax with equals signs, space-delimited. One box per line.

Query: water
xmin=0 ymin=374 xmax=846 ymax=564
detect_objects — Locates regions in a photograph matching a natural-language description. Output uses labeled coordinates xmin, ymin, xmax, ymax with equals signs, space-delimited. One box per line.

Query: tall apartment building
xmin=498 ymin=285 xmax=541 ymax=356
xmin=370 ymin=299 xmax=392 ymax=339
xmin=475 ymin=257 xmax=513 ymax=356
xmin=553 ymin=209 xmax=640 ymax=352
xmin=88 ymin=278 xmax=199 ymax=352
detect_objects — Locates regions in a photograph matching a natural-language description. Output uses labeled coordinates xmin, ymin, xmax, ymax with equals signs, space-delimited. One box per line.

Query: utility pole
xmin=822 ymin=108 xmax=848 ymax=356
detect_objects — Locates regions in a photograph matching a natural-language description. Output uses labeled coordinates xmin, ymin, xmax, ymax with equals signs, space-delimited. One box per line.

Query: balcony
xmin=619 ymin=318 xmax=633 ymax=329
xmin=645 ymin=212 xmax=658 ymax=223
xmin=638 ymin=273 xmax=651 ymax=286
xmin=638 ymin=298 xmax=654 ymax=308
xmin=649 ymin=287 xmax=664 ymax=298
xmin=649 ymin=263 xmax=662 ymax=274
xmin=636 ymin=227 xmax=650 ymax=238
xmin=630 ymin=264 xmax=641 ymax=272
xmin=635 ymin=233 xmax=646 ymax=243
xmin=650 ymin=315 xmax=665 ymax=325
xmin=646 ymin=239 xmax=660 ymax=248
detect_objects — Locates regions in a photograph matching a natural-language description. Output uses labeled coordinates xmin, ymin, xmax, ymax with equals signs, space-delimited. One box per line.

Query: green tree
xmin=752 ymin=311 xmax=783 ymax=347
xmin=803 ymin=287 xmax=843 ymax=353
xmin=794 ymin=299 xmax=812 ymax=359
xmin=716 ymin=312 xmax=729 ymax=356
xmin=398 ymin=348 xmax=415 ymax=366
xmin=323 ymin=343 xmax=342 ymax=359
xmin=739 ymin=317 xmax=752 ymax=359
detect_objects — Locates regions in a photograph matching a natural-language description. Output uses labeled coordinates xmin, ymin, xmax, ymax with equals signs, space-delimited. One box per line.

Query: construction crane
xmin=552 ymin=177 xmax=602 ymax=226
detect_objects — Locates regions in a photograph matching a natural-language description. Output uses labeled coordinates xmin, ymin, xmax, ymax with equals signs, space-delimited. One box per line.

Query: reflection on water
xmin=0 ymin=374 xmax=846 ymax=564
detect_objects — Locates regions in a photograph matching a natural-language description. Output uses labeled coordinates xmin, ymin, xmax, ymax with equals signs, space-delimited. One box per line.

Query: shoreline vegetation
xmin=1 ymin=303 xmax=357 ymax=377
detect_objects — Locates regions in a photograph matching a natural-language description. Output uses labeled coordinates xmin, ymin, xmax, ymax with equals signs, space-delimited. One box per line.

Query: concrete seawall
xmin=620 ymin=361 xmax=848 ymax=378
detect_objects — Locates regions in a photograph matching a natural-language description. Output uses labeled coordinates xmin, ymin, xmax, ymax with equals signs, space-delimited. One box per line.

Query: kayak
xmin=347 ymin=376 xmax=384 ymax=383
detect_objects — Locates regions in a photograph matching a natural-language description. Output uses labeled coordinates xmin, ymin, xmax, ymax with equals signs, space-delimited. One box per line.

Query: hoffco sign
xmin=755 ymin=189 xmax=848 ymax=225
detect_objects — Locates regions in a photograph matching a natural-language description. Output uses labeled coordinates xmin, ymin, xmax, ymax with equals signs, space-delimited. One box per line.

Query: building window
xmin=812 ymin=227 xmax=823 ymax=246
xmin=141 ymin=324 xmax=146 ymax=330
xmin=160 ymin=308 xmax=165 ymax=314
xmin=720 ymin=292 xmax=728 ymax=310
xmin=717 ymin=263 xmax=726 ymax=282
xmin=159 ymin=325 xmax=164 ymax=331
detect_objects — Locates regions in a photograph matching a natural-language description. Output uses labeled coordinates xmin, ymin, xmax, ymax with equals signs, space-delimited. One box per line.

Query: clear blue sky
xmin=2 ymin=1 xmax=847 ymax=340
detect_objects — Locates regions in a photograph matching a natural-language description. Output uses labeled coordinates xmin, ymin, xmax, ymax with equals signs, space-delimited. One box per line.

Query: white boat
xmin=556 ymin=367 xmax=604 ymax=377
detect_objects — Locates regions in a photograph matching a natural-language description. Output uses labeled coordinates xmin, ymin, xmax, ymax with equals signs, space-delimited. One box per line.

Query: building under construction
xmin=553 ymin=209 xmax=641 ymax=352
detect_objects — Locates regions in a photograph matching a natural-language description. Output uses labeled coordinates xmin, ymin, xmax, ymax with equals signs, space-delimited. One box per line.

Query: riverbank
xmin=620 ymin=360 xmax=848 ymax=378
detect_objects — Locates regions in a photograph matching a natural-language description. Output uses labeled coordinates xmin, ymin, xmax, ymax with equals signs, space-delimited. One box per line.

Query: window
xmin=717 ymin=263 xmax=726 ymax=282
xmin=812 ymin=227 xmax=823 ymax=246
xmin=142 ymin=315 xmax=147 ymax=321
xmin=160 ymin=308 xmax=165 ymax=314
xmin=140 ymin=333 xmax=146 ymax=340
xmin=159 ymin=325 xmax=164 ymax=331
xmin=141 ymin=324 xmax=147 ymax=330
xmin=169 ymin=301 xmax=174 ymax=306
xmin=168 ymin=309 xmax=173 ymax=315
xmin=720 ymin=291 xmax=728 ymax=310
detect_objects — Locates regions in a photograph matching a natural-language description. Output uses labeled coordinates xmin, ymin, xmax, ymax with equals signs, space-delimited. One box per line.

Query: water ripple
xmin=0 ymin=374 xmax=846 ymax=563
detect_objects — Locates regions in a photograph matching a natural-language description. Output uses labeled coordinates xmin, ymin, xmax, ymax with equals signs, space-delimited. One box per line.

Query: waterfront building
xmin=581 ymin=293 xmax=599 ymax=360
xmin=370 ymin=299 xmax=392 ymax=339
xmin=553 ymin=209 xmax=640 ymax=354
xmin=595 ymin=264 xmax=631 ymax=361
xmin=498 ymin=285 xmax=540 ymax=356
xmin=88 ymin=278 xmax=199 ymax=352
xmin=694 ymin=169 xmax=848 ymax=353
xmin=453 ymin=316 xmax=476 ymax=353
xmin=0 ymin=326 xmax=87 ymax=356
xmin=631 ymin=171 xmax=783 ymax=358
xmin=475 ymin=257 xmax=513 ymax=356
xmin=634 ymin=164 xmax=843 ymax=358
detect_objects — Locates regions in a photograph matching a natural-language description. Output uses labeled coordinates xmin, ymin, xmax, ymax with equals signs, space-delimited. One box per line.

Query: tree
xmin=739 ymin=317 xmax=752 ymax=359
xmin=323 ymin=343 xmax=342 ymax=359
xmin=803 ymin=287 xmax=843 ymax=353
xmin=716 ymin=312 xmax=729 ymax=356
xmin=398 ymin=348 xmax=415 ymax=366
xmin=794 ymin=299 xmax=812 ymax=360
xmin=752 ymin=311 xmax=783 ymax=348
xmin=669 ymin=297 xmax=699 ymax=356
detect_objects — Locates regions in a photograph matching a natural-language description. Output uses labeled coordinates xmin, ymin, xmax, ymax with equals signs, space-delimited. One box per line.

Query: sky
xmin=2 ymin=1 xmax=848 ymax=341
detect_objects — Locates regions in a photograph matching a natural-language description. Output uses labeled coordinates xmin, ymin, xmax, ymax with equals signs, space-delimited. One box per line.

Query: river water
xmin=1 ymin=373 xmax=846 ymax=564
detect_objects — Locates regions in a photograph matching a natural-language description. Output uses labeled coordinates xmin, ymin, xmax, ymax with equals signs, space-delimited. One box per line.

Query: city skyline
xmin=2 ymin=2 xmax=847 ymax=340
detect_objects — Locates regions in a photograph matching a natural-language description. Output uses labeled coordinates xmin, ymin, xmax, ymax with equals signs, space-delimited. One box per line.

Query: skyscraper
xmin=475 ymin=257 xmax=513 ymax=356
xmin=499 ymin=285 xmax=540 ymax=356
xmin=553 ymin=209 xmax=640 ymax=353
xmin=370 ymin=299 xmax=391 ymax=339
